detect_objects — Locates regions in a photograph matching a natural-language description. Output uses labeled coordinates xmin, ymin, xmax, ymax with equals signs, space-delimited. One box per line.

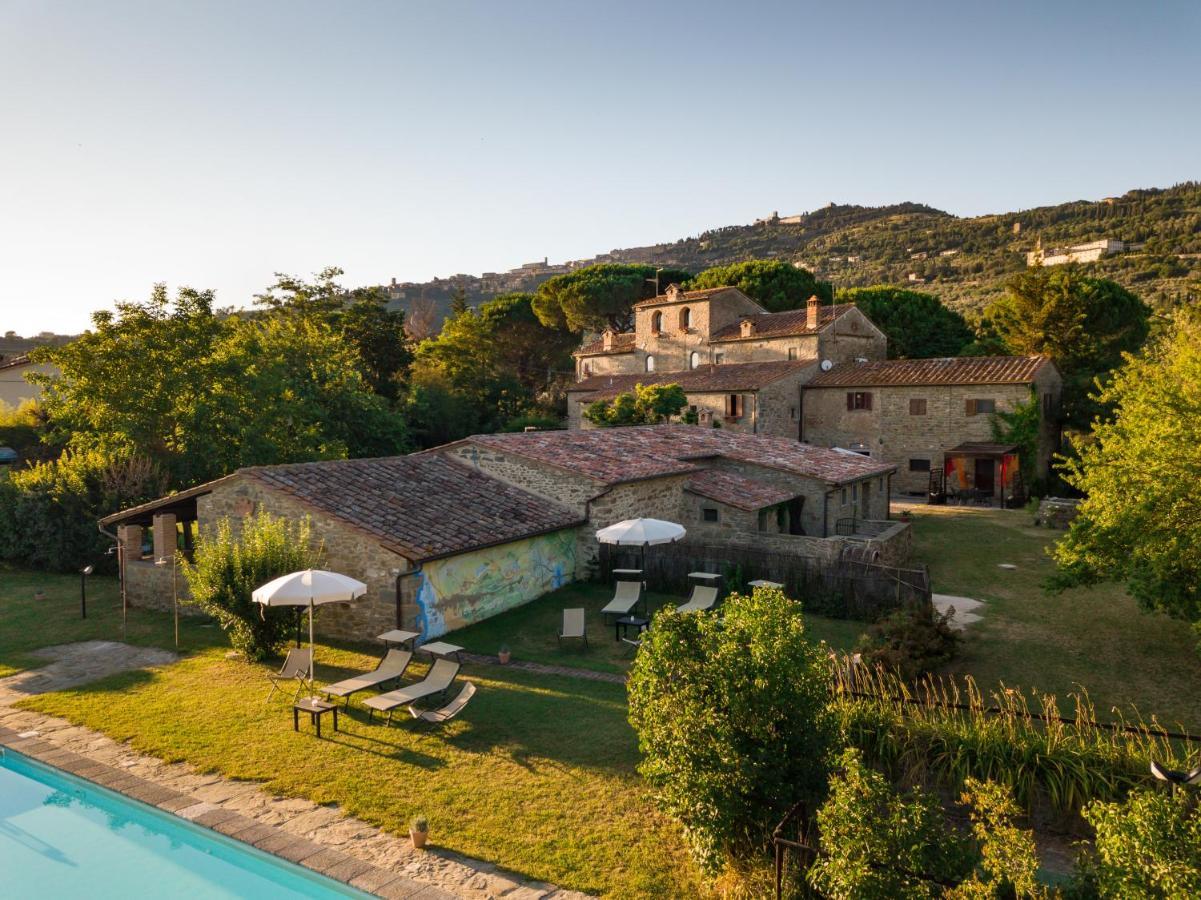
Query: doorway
xmin=974 ymin=458 xmax=996 ymax=496
xmin=787 ymin=497 xmax=805 ymax=535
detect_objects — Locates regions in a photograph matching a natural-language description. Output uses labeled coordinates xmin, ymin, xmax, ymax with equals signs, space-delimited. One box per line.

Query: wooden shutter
xmin=863 ymin=392 xmax=872 ymax=411
xmin=846 ymin=392 xmax=855 ymax=411
xmin=965 ymin=398 xmax=977 ymax=416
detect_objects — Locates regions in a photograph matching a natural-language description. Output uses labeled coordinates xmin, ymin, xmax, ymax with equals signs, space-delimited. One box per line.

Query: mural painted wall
xmin=413 ymin=528 xmax=576 ymax=640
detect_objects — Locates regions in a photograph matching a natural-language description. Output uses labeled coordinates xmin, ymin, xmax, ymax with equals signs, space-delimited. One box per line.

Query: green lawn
xmin=4 ymin=574 xmax=699 ymax=897
xmin=905 ymin=503 xmax=1201 ymax=731
xmin=0 ymin=566 xmax=225 ymax=678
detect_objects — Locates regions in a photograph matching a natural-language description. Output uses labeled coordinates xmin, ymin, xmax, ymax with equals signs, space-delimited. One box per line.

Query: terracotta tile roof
xmin=243 ymin=455 xmax=584 ymax=561
xmin=567 ymin=359 xmax=811 ymax=402
xmin=709 ymin=304 xmax=855 ymax=342
xmin=574 ymin=331 xmax=637 ymax=356
xmin=806 ymin=355 xmax=1051 ymax=388
xmin=685 ymin=469 xmax=801 ymax=511
xmin=465 ymin=424 xmax=895 ymax=487
xmin=632 ymin=285 xmax=762 ymax=309
xmin=0 ymin=354 xmax=32 ymax=371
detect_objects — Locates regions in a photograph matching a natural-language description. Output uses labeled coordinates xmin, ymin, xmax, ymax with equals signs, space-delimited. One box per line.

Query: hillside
xmin=379 ymin=183 xmax=1201 ymax=323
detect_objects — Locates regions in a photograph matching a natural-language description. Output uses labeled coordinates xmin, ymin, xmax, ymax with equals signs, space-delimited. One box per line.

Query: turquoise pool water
xmin=0 ymin=750 xmax=369 ymax=898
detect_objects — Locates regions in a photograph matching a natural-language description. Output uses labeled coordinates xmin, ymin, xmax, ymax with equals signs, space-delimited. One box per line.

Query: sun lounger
xmin=676 ymin=584 xmax=719 ymax=613
xmin=267 ymin=648 xmax=312 ymax=702
xmin=558 ymin=608 xmax=587 ymax=648
xmin=321 ymin=648 xmax=412 ymax=707
xmin=601 ymin=580 xmax=642 ymax=618
xmin=410 ymin=682 xmax=476 ymax=725
xmin=363 ymin=658 xmax=461 ymax=724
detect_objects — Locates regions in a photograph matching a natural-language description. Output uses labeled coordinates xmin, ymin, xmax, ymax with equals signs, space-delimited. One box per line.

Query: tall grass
xmin=832 ymin=660 xmax=1200 ymax=820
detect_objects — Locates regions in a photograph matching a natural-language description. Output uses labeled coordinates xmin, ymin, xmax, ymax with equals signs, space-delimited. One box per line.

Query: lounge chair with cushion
xmin=676 ymin=584 xmax=719 ymax=614
xmin=363 ymin=658 xmax=461 ymax=725
xmin=601 ymin=580 xmax=642 ymax=619
xmin=558 ymin=608 xmax=587 ymax=648
xmin=267 ymin=648 xmax=313 ymax=702
xmin=321 ymin=648 xmax=412 ymax=707
xmin=410 ymin=682 xmax=476 ymax=725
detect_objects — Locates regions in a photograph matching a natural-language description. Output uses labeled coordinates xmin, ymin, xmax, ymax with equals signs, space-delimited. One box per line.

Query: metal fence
xmin=598 ymin=540 xmax=930 ymax=622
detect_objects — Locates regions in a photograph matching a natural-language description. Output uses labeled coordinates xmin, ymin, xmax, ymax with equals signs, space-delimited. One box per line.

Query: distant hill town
xmin=377 ymin=182 xmax=1201 ymax=325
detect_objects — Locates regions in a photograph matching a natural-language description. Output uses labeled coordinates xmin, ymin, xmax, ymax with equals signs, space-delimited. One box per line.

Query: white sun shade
xmin=595 ymin=518 xmax=686 ymax=546
xmin=252 ymin=569 xmax=367 ymax=607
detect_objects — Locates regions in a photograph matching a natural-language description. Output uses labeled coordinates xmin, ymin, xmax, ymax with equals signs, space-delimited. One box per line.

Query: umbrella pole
xmin=308 ymin=598 xmax=315 ymax=697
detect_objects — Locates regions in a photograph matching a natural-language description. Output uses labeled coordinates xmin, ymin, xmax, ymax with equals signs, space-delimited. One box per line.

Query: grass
xmin=446 ymin=580 xmax=865 ymax=672
xmin=0 ymin=566 xmax=225 ymax=678
xmin=3 ymin=574 xmax=700 ymax=897
xmin=905 ymin=503 xmax=1201 ymax=732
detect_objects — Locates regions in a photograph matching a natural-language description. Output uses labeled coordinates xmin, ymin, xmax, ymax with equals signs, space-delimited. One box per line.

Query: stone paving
xmin=931 ymin=593 xmax=985 ymax=630
xmin=0 ymin=642 xmax=593 ymax=900
xmin=460 ymin=652 xmax=624 ymax=684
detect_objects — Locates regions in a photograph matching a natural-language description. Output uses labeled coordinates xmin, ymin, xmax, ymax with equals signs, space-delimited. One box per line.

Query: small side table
xmin=293 ymin=697 xmax=338 ymax=738
xmin=418 ymin=641 xmax=464 ymax=662
xmin=614 ymin=615 xmax=649 ymax=643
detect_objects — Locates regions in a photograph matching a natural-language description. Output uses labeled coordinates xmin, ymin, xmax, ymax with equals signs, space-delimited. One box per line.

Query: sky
xmin=1 ymin=0 xmax=1198 ymax=335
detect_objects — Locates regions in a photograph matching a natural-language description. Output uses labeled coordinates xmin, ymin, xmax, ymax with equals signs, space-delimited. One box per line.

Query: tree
xmin=476 ymin=293 xmax=577 ymax=395
xmin=687 ymin=259 xmax=832 ymax=312
xmin=988 ymin=267 xmax=1151 ymax=428
xmin=32 ymin=284 xmax=409 ymax=488
xmin=626 ymin=587 xmax=834 ymax=872
xmin=837 ymin=285 xmax=975 ymax=358
xmin=532 ymin=263 xmax=692 ymax=334
xmin=449 ymin=285 xmax=469 ymax=318
xmin=990 ymin=389 xmax=1042 ymax=485
xmin=583 ymin=383 xmax=687 ymax=427
xmin=181 ymin=509 xmax=323 ymax=661
xmin=1050 ymin=310 xmax=1201 ymax=636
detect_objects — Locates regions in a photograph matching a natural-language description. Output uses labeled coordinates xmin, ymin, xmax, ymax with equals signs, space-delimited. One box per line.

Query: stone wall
xmin=123 ymin=558 xmax=197 ymax=614
xmin=447 ymin=444 xmax=600 ymax=515
xmin=577 ymin=475 xmax=690 ymax=576
xmin=802 ymin=368 xmax=1062 ymax=495
xmin=1035 ymin=497 xmax=1081 ymax=529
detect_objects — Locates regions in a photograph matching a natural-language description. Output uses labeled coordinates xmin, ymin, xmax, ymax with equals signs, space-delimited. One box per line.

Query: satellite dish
xmin=820 ymin=359 xmax=833 ymax=372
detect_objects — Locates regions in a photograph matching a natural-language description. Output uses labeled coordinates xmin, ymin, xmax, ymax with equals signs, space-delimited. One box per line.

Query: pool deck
xmin=0 ymin=647 xmax=593 ymax=900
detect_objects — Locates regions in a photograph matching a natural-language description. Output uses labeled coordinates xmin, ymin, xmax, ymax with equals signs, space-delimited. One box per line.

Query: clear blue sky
xmin=2 ymin=0 xmax=1198 ymax=334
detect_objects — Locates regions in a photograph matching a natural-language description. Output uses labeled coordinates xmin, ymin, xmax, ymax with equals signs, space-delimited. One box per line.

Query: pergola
xmin=943 ymin=442 xmax=1021 ymax=504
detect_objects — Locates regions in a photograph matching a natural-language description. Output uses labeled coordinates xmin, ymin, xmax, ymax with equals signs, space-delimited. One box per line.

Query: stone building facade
xmin=802 ymin=356 xmax=1062 ymax=497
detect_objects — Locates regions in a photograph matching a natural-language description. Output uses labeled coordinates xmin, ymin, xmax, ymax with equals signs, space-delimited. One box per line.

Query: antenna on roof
xmin=646 ymin=267 xmax=663 ymax=297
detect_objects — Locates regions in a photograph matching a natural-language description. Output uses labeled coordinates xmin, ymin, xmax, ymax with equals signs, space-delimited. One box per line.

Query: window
xmin=909 ymin=398 xmax=927 ymax=415
xmin=689 ymin=351 xmax=700 ymax=369
xmin=846 ymin=391 xmax=873 ymax=411
xmin=790 ymin=406 xmax=797 ymax=420
xmin=908 ymin=459 xmax=931 ymax=472
xmin=878 ymin=477 xmax=885 ymax=493
xmin=965 ymin=398 xmax=996 ymax=416
xmin=851 ymin=484 xmax=859 ymax=501
xmin=645 ymin=355 xmax=655 ymax=373
xmin=757 ymin=509 xmax=769 ymax=532
xmin=787 ymin=347 xmax=798 ymax=361
xmin=1042 ymin=392 xmax=1054 ymax=416
xmin=702 ymin=507 xmax=719 ymax=523
xmin=581 ymin=362 xmax=591 ymax=377
xmin=714 ymin=352 xmax=725 ymax=365
xmin=725 ymin=393 xmax=744 ymax=419
xmin=840 ymin=488 xmax=847 ymax=504
xmin=679 ymin=307 xmax=691 ymax=330
xmin=651 ymin=311 xmax=663 ymax=334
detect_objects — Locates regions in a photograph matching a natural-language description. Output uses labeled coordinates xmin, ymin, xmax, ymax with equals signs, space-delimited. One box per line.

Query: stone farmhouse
xmin=569 ymin=285 xmax=887 ymax=435
xmin=101 ymin=426 xmax=903 ymax=644
xmin=0 ymin=355 xmax=57 ymax=408
xmin=566 ymin=284 xmax=1062 ymax=498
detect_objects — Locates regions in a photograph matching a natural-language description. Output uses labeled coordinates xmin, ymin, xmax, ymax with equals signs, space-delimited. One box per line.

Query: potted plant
xmin=409 ymin=815 xmax=429 ymax=850
xmin=497 ymin=644 xmax=511 ymax=665
xmin=34 ymin=589 xmax=46 ymax=601
xmin=898 ymin=509 xmax=911 ymax=524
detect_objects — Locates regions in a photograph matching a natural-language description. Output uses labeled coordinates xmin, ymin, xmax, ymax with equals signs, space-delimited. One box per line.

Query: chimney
xmin=740 ymin=318 xmax=755 ymax=338
xmin=806 ymin=295 xmax=820 ymax=330
xmin=602 ymin=329 xmax=614 ymax=351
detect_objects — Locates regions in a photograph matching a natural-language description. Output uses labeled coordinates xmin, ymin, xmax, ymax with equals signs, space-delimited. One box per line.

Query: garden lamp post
xmin=79 ymin=565 xmax=94 ymax=619
xmin=155 ymin=555 xmax=179 ymax=650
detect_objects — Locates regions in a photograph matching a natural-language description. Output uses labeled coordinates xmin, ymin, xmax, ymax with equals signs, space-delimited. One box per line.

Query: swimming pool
xmin=0 ymin=749 xmax=370 ymax=898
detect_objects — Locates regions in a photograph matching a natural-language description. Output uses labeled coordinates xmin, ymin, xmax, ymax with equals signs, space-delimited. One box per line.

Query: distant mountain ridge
xmin=378 ymin=183 xmax=1201 ymax=323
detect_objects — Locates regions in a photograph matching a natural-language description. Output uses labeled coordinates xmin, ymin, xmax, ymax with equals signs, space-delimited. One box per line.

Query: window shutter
xmin=965 ymin=398 xmax=976 ymax=416
xmin=864 ymin=392 xmax=872 ymax=411
xmin=846 ymin=392 xmax=854 ymax=411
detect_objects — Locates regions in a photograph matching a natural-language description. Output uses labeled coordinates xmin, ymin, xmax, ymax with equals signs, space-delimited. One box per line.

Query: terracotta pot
xmin=34 ymin=590 xmax=46 ymax=601
xmin=410 ymin=829 xmax=428 ymax=850
xmin=498 ymin=650 xmax=511 ymax=665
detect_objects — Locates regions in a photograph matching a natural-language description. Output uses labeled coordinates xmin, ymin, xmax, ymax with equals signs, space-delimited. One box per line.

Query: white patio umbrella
xmin=252 ymin=569 xmax=367 ymax=685
xmin=595 ymin=517 xmax=686 ymax=580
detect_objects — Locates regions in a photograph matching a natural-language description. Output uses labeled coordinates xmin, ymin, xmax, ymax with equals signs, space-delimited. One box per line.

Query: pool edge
xmin=0 ymin=724 xmax=441 ymax=899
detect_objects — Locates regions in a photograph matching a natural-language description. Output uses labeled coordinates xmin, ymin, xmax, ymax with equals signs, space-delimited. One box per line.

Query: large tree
xmin=837 ymin=285 xmax=975 ymax=359
xmin=32 ymin=285 xmax=409 ymax=487
xmin=687 ymin=259 xmax=833 ymax=311
xmin=988 ymin=266 xmax=1151 ymax=428
xmin=1050 ymin=309 xmax=1201 ymax=639
xmin=531 ymin=263 xmax=691 ymax=334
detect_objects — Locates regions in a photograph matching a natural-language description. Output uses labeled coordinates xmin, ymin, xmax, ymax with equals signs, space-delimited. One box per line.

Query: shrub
xmin=808 ymin=747 xmax=976 ymax=899
xmin=856 ymin=604 xmax=959 ymax=679
xmin=180 ymin=510 xmax=322 ymax=660
xmin=626 ymin=586 xmax=834 ymax=873
xmin=832 ymin=664 xmax=1196 ymax=819
xmin=1073 ymin=789 xmax=1201 ymax=897
xmin=0 ymin=447 xmax=167 ymax=572
xmin=952 ymin=779 xmax=1053 ymax=899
